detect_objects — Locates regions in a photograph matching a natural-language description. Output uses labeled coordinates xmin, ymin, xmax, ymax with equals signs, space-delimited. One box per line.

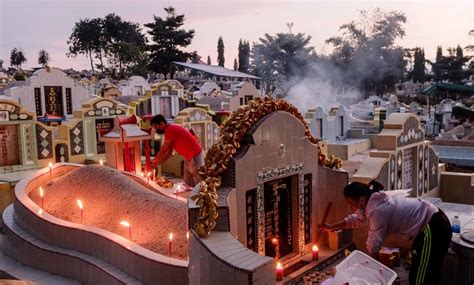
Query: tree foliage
xmin=233 ymin=58 xmax=238 ymax=71
xmin=67 ymin=18 xmax=102 ymax=72
xmin=430 ymin=45 xmax=471 ymax=83
xmin=217 ymin=36 xmax=225 ymax=67
xmin=67 ymin=14 xmax=146 ymax=78
xmin=207 ymin=55 xmax=211 ymax=65
xmin=38 ymin=49 xmax=50 ymax=67
xmin=238 ymin=39 xmax=250 ymax=73
xmin=10 ymin=48 xmax=27 ymax=69
xmin=412 ymin=48 xmax=425 ymax=83
xmin=251 ymin=31 xmax=316 ymax=89
xmin=326 ymin=9 xmax=407 ymax=96
xmin=145 ymin=7 xmax=195 ymax=79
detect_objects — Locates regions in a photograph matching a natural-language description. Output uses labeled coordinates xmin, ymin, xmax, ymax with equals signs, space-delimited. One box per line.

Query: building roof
xmin=173 ymin=62 xmax=261 ymax=80
xmin=422 ymin=82 xmax=474 ymax=97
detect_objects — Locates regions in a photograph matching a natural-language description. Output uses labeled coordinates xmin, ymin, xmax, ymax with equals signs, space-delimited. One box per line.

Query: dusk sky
xmin=0 ymin=0 xmax=473 ymax=71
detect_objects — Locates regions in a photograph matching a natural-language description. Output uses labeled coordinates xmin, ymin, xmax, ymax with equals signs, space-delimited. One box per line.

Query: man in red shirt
xmin=151 ymin=114 xmax=204 ymax=188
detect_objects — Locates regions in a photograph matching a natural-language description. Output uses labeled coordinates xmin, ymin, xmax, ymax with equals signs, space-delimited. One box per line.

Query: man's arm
xmin=152 ymin=140 xmax=174 ymax=167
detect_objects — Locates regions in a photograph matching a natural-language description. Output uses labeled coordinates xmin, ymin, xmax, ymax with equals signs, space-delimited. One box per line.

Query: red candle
xmin=48 ymin=162 xmax=53 ymax=178
xmin=120 ymin=221 xmax=132 ymax=240
xmin=276 ymin=262 xmax=283 ymax=281
xmin=77 ymin=199 xmax=83 ymax=222
xmin=39 ymin=186 xmax=44 ymax=208
xmin=312 ymin=245 xmax=319 ymax=261
xmin=169 ymin=233 xmax=173 ymax=257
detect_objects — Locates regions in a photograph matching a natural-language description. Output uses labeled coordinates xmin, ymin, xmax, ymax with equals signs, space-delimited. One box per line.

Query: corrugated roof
xmin=173 ymin=62 xmax=261 ymax=80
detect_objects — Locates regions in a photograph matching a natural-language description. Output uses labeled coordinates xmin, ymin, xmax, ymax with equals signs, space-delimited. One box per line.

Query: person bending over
xmin=150 ymin=114 xmax=204 ymax=188
xmin=321 ymin=180 xmax=452 ymax=285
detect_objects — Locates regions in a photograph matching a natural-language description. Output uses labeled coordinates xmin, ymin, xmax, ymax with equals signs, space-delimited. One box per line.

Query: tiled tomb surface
xmin=189 ymin=111 xmax=351 ymax=284
xmin=1 ymin=163 xmax=188 ymax=284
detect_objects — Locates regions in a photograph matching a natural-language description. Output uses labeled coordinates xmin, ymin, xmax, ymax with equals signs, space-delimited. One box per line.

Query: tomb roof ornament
xmin=191 ymin=96 xmax=342 ymax=237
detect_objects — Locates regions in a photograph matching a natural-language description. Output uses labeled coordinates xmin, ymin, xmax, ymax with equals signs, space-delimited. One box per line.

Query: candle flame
xmin=48 ymin=162 xmax=53 ymax=168
xmin=276 ymin=262 xmax=283 ymax=270
xmin=147 ymin=172 xmax=151 ymax=177
xmin=139 ymin=172 xmax=144 ymax=177
xmin=120 ymin=221 xmax=130 ymax=228
xmin=272 ymin=237 xmax=278 ymax=245
xmin=169 ymin=233 xmax=173 ymax=241
xmin=186 ymin=231 xmax=189 ymax=240
xmin=77 ymin=199 xmax=83 ymax=209
xmin=99 ymin=159 xmax=104 ymax=166
xmin=39 ymin=186 xmax=44 ymax=197
xmin=312 ymin=245 xmax=319 ymax=252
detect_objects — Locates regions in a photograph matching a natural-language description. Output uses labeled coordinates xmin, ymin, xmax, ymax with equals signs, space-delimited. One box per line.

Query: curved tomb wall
xmin=13 ymin=163 xmax=188 ymax=284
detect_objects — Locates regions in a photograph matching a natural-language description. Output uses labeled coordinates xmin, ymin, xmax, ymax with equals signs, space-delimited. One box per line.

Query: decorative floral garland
xmin=191 ymin=97 xmax=342 ymax=237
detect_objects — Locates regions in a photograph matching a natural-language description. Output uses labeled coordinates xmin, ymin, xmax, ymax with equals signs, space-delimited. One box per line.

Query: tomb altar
xmin=189 ymin=97 xmax=349 ymax=284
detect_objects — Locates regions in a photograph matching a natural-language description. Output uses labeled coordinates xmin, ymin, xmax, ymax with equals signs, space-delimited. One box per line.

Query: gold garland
xmin=191 ymin=97 xmax=342 ymax=237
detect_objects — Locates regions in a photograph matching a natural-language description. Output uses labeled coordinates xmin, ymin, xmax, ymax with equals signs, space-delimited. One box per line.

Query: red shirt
xmin=165 ymin=124 xmax=202 ymax=161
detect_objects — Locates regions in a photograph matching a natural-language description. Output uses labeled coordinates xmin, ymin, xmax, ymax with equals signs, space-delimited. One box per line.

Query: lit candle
xmin=176 ymin=184 xmax=181 ymax=199
xmin=39 ymin=186 xmax=44 ymax=208
xmin=48 ymin=162 xmax=53 ymax=177
xmin=120 ymin=221 xmax=132 ymax=240
xmin=272 ymin=237 xmax=279 ymax=259
xmin=77 ymin=199 xmax=83 ymax=222
xmin=186 ymin=231 xmax=189 ymax=242
xmin=312 ymin=245 xmax=319 ymax=261
xmin=99 ymin=159 xmax=104 ymax=166
xmin=276 ymin=262 xmax=283 ymax=281
xmin=147 ymin=172 xmax=151 ymax=184
xmin=169 ymin=233 xmax=173 ymax=257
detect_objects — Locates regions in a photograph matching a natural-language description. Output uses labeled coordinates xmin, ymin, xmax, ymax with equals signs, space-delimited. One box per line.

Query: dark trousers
xmin=409 ymin=209 xmax=452 ymax=285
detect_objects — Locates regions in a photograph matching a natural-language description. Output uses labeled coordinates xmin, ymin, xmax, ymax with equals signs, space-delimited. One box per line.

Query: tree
xmin=238 ymin=39 xmax=250 ymax=73
xmin=67 ymin=18 xmax=103 ymax=72
xmin=217 ymin=36 xmax=225 ymax=67
xmin=326 ymin=8 xmax=407 ymax=96
xmin=233 ymin=58 xmax=238 ymax=71
xmin=68 ymin=14 xmax=147 ymax=77
xmin=432 ymin=46 xmax=445 ymax=82
xmin=252 ymin=31 xmax=316 ymax=89
xmin=207 ymin=55 xmax=211 ymax=65
xmin=431 ymin=45 xmax=471 ymax=83
xmin=0 ymin=59 xmax=4 ymax=70
xmin=10 ymin=48 xmax=27 ymax=69
xmin=38 ymin=49 xmax=50 ymax=67
xmin=101 ymin=13 xmax=147 ymax=78
xmin=412 ymin=48 xmax=425 ymax=83
xmin=145 ymin=7 xmax=195 ymax=79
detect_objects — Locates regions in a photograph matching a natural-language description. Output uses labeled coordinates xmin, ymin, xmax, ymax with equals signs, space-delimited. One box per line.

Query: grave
xmin=353 ymin=113 xmax=440 ymax=197
xmin=3 ymin=67 xmax=92 ymax=118
xmin=189 ymin=97 xmax=350 ymax=284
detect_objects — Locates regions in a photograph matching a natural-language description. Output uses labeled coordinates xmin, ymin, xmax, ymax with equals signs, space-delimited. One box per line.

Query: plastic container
xmin=334 ymin=250 xmax=397 ymax=285
xmin=452 ymin=215 xmax=461 ymax=234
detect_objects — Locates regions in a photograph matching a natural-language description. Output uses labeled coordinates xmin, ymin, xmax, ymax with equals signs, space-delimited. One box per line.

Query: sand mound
xmin=29 ymin=165 xmax=188 ymax=259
